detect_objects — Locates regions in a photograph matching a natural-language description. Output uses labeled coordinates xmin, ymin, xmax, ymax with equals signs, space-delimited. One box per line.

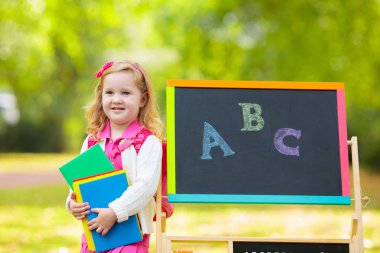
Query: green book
xmin=59 ymin=144 xmax=115 ymax=189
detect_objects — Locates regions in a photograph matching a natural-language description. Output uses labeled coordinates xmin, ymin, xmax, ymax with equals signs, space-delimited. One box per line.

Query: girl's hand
xmin=68 ymin=192 xmax=90 ymax=220
xmin=87 ymin=208 xmax=117 ymax=236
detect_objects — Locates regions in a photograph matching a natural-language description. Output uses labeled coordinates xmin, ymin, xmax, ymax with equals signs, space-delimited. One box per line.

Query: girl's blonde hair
xmin=86 ymin=60 xmax=163 ymax=140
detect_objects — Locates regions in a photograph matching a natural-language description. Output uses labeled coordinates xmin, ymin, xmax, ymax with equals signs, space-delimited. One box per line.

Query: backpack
xmin=87 ymin=130 xmax=174 ymax=220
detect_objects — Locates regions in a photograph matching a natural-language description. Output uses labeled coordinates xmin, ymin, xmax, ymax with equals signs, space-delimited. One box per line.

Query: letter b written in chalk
xmin=239 ymin=103 xmax=264 ymax=131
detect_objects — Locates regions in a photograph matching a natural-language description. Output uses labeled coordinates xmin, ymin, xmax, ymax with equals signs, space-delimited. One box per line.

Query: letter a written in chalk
xmin=200 ymin=122 xmax=235 ymax=160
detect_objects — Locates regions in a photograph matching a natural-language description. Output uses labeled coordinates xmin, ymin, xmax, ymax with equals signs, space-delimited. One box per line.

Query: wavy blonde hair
xmin=86 ymin=60 xmax=163 ymax=140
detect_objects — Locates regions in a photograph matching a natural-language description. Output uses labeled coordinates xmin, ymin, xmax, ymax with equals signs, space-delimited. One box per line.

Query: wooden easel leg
xmin=166 ymin=237 xmax=172 ymax=253
xmin=156 ymin=213 xmax=162 ymax=253
xmin=156 ymin=174 xmax=163 ymax=253
xmin=227 ymin=240 xmax=233 ymax=253
xmin=349 ymin=137 xmax=364 ymax=253
xmin=161 ymin=213 xmax=167 ymax=253
xmin=350 ymin=215 xmax=358 ymax=253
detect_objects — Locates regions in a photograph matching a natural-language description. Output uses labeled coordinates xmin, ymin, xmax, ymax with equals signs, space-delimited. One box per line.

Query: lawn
xmin=0 ymin=154 xmax=379 ymax=253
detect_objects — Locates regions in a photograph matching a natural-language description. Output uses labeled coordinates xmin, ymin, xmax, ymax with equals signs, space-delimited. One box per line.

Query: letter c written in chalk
xmin=274 ymin=128 xmax=302 ymax=156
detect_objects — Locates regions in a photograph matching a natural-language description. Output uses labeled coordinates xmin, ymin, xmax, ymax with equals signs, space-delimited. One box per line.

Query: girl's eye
xmin=122 ymin=91 xmax=130 ymax=95
xmin=105 ymin=90 xmax=113 ymax=95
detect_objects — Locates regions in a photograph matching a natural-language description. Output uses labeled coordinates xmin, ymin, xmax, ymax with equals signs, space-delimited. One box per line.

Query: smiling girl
xmin=66 ymin=60 xmax=163 ymax=253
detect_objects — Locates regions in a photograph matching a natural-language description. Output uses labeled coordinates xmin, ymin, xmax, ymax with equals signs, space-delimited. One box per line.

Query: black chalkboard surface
xmin=166 ymin=81 xmax=350 ymax=204
xmin=233 ymin=241 xmax=349 ymax=253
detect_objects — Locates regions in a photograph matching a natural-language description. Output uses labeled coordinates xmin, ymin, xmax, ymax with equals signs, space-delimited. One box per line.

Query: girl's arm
xmin=109 ymin=135 xmax=162 ymax=222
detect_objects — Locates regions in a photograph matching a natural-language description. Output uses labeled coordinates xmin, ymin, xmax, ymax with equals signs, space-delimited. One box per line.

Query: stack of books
xmin=59 ymin=144 xmax=142 ymax=252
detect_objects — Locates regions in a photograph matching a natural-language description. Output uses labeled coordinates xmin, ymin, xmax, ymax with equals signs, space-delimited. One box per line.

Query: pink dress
xmin=80 ymin=120 xmax=150 ymax=253
xmin=81 ymin=234 xmax=150 ymax=253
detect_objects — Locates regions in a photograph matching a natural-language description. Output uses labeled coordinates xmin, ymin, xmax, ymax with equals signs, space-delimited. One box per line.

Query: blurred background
xmin=0 ymin=0 xmax=379 ymax=252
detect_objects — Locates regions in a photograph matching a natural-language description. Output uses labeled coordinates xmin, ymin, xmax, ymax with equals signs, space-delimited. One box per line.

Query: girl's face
xmin=102 ymin=71 xmax=147 ymax=130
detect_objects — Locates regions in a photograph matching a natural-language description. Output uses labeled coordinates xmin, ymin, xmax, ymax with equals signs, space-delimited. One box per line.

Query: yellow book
xmin=73 ymin=170 xmax=142 ymax=252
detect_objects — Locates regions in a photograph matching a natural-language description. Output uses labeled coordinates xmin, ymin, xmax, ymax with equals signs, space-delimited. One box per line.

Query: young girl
xmin=66 ymin=60 xmax=163 ymax=253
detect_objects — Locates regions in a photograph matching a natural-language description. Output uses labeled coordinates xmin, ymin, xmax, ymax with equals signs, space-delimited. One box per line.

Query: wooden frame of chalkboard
xmin=155 ymin=137 xmax=364 ymax=253
xmin=166 ymin=80 xmax=350 ymax=205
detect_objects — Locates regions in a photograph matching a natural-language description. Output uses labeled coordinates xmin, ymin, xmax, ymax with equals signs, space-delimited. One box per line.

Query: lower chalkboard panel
xmin=233 ymin=241 xmax=349 ymax=253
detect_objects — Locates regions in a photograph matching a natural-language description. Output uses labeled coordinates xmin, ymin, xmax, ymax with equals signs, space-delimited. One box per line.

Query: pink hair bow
xmin=96 ymin=61 xmax=114 ymax=78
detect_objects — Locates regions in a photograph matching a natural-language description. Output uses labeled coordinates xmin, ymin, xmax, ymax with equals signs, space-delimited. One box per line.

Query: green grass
xmin=0 ymin=153 xmax=75 ymax=173
xmin=0 ymin=154 xmax=379 ymax=252
xmin=0 ymin=185 xmax=82 ymax=253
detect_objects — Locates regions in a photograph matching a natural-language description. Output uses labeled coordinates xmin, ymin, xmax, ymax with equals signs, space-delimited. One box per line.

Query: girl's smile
xmin=112 ymin=107 xmax=125 ymax=111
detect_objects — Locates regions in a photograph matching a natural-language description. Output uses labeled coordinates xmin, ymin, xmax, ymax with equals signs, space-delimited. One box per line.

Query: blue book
xmin=73 ymin=170 xmax=142 ymax=252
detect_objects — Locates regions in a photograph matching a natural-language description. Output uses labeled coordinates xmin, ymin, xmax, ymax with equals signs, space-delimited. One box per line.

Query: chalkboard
xmin=166 ymin=80 xmax=350 ymax=204
xmin=233 ymin=241 xmax=349 ymax=253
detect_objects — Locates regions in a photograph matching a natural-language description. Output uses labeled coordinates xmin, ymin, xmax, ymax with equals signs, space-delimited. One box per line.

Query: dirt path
xmin=0 ymin=171 xmax=65 ymax=188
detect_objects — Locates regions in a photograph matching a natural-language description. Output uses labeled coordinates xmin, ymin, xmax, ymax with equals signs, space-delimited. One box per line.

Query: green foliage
xmin=0 ymin=0 xmax=379 ymax=169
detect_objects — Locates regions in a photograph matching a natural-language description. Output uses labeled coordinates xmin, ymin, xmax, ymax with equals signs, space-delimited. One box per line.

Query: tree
xmin=1 ymin=0 xmax=379 ymax=170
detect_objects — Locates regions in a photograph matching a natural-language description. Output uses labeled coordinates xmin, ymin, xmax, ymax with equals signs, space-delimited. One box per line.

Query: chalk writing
xmin=274 ymin=128 xmax=302 ymax=156
xmin=239 ymin=103 xmax=264 ymax=131
xmin=200 ymin=121 xmax=235 ymax=160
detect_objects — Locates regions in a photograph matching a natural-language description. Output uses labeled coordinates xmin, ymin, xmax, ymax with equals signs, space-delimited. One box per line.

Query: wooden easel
xmin=348 ymin=136 xmax=365 ymax=253
xmin=155 ymin=136 xmax=365 ymax=253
